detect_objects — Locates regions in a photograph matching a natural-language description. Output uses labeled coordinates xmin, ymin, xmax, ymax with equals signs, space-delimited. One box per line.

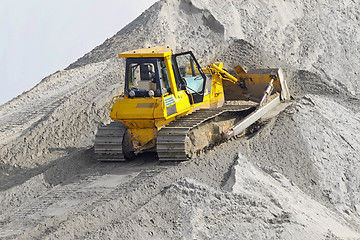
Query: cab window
xmin=128 ymin=63 xmax=156 ymax=91
xmin=159 ymin=60 xmax=171 ymax=94
xmin=125 ymin=58 xmax=172 ymax=97
xmin=174 ymin=53 xmax=205 ymax=94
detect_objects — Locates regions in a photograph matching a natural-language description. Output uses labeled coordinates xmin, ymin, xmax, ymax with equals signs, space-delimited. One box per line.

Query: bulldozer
xmin=94 ymin=46 xmax=289 ymax=161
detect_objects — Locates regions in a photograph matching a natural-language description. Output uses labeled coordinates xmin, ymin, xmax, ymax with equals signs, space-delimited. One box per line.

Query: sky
xmin=0 ymin=0 xmax=158 ymax=105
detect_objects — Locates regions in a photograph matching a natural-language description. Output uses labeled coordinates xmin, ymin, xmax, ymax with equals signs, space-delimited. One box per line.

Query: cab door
xmin=172 ymin=52 xmax=207 ymax=104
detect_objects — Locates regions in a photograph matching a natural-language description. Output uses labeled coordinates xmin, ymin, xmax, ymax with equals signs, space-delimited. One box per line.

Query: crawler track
xmin=94 ymin=105 xmax=257 ymax=162
xmin=156 ymin=105 xmax=255 ymax=161
xmin=94 ymin=121 xmax=126 ymax=161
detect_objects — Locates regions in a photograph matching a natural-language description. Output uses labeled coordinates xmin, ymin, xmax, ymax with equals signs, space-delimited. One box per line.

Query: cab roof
xmin=118 ymin=46 xmax=173 ymax=58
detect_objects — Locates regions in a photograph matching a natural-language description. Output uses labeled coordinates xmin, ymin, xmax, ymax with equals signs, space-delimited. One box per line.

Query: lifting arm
xmin=207 ymin=63 xmax=238 ymax=84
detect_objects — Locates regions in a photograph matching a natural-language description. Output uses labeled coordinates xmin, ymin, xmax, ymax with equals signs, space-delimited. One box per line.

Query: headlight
xmin=148 ymin=90 xmax=154 ymax=98
xmin=129 ymin=90 xmax=135 ymax=98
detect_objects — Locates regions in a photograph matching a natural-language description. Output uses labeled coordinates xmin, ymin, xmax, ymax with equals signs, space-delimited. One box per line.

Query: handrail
xmin=184 ymin=89 xmax=195 ymax=105
xmin=107 ymin=95 xmax=121 ymax=111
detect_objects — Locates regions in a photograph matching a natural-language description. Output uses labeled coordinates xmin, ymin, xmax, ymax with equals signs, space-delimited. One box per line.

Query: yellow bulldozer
xmin=94 ymin=46 xmax=289 ymax=161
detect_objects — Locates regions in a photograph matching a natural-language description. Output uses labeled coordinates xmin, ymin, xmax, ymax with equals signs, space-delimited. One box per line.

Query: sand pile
xmin=0 ymin=0 xmax=359 ymax=239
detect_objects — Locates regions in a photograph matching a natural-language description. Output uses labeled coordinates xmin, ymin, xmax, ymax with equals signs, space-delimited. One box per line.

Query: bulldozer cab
xmin=172 ymin=52 xmax=207 ymax=104
xmin=125 ymin=58 xmax=172 ymax=98
xmin=124 ymin=50 xmax=208 ymax=105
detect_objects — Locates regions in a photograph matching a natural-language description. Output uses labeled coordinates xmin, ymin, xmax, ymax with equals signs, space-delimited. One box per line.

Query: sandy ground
xmin=1 ymin=0 xmax=359 ymax=239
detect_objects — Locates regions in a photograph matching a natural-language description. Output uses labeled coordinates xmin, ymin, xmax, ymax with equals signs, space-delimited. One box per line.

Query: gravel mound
xmin=1 ymin=0 xmax=359 ymax=239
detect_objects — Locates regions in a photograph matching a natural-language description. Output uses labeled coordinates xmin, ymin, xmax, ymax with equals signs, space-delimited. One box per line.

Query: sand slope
xmin=1 ymin=0 xmax=359 ymax=239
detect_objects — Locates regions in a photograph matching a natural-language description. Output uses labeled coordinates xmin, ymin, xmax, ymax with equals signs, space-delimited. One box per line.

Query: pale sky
xmin=0 ymin=0 xmax=158 ymax=105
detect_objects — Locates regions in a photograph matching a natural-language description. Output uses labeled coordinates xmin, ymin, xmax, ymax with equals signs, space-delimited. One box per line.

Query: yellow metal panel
xmin=110 ymin=97 xmax=164 ymax=121
xmin=164 ymin=91 xmax=192 ymax=118
xmin=110 ymin=91 xmax=194 ymax=130
xmin=127 ymin=127 xmax=157 ymax=149
xmin=245 ymin=73 xmax=282 ymax=100
xmin=118 ymin=46 xmax=173 ymax=58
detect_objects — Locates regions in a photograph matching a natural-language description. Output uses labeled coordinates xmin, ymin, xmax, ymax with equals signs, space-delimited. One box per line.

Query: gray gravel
xmin=0 ymin=0 xmax=359 ymax=239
